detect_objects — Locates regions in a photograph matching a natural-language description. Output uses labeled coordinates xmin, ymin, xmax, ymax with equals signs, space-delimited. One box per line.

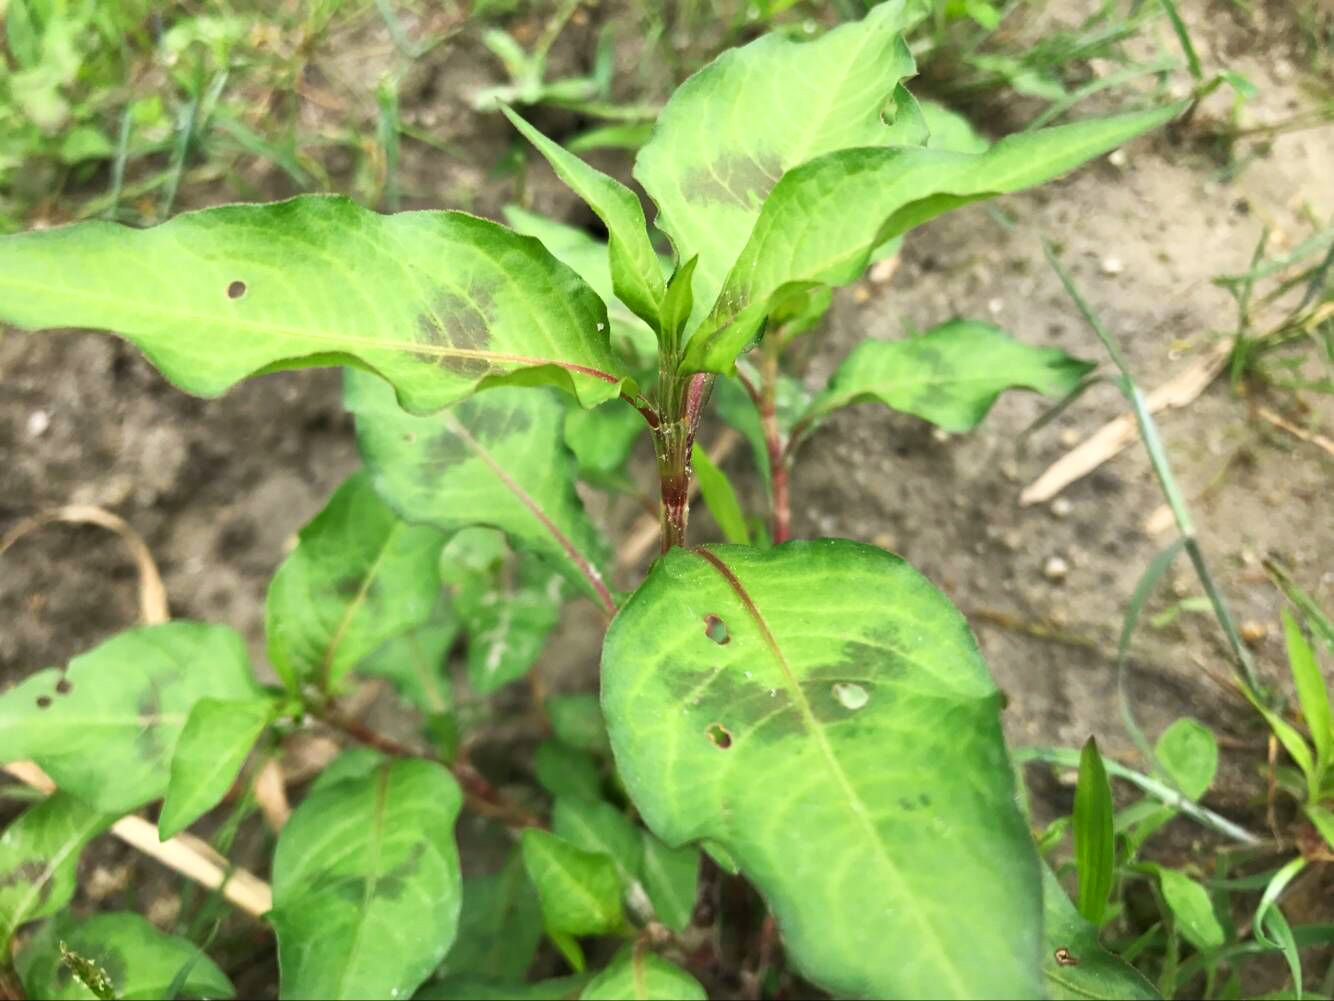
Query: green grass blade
xmin=1074 ymin=737 xmax=1116 ymax=924
xmin=691 ymin=443 xmax=750 ymax=544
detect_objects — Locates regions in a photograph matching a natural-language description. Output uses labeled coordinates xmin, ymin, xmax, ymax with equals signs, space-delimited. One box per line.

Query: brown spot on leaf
xmin=1054 ymin=948 xmax=1078 ymax=966
xmin=704 ymin=615 xmax=729 ymax=645
xmin=706 ymin=722 xmax=733 ymax=749
xmin=682 ymin=151 xmax=782 ymax=209
xmin=56 ymin=677 xmax=73 ymax=695
xmin=36 ymin=695 xmax=52 ymax=709
xmin=227 ymin=280 xmax=247 ymax=299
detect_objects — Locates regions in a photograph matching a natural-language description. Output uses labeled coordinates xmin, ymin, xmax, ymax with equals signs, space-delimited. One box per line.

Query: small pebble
xmin=987 ymin=297 xmax=1004 ymax=315
xmin=852 ymin=285 xmax=872 ymax=304
xmin=869 ymin=257 xmax=899 ymax=284
xmin=931 ymin=428 xmax=951 ymax=444
xmin=1101 ymin=256 xmax=1124 ymax=276
xmin=1043 ymin=556 xmax=1070 ymax=582
xmin=1108 ymin=149 xmax=1128 ymax=168
xmin=1241 ymin=621 xmax=1268 ymax=647
xmin=26 ymin=410 xmax=50 ymax=437
xmin=1051 ymin=497 xmax=1073 ymax=518
xmin=1059 ymin=428 xmax=1081 ymax=448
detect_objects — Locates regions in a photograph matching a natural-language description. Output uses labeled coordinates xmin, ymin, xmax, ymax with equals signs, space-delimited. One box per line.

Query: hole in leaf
xmin=1054 ymin=948 xmax=1078 ymax=967
xmin=35 ymin=695 xmax=52 ymax=709
xmin=226 ymin=280 xmax=247 ymax=299
xmin=832 ymin=682 xmax=869 ymax=710
xmin=55 ymin=678 xmax=72 ymax=695
xmin=704 ymin=615 xmax=729 ymax=644
xmin=705 ymin=722 xmax=733 ymax=749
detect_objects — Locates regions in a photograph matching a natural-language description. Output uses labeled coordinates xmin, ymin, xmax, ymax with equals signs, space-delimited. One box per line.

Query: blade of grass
xmin=1157 ymin=0 xmax=1203 ymax=81
xmin=103 ymin=103 xmax=134 ymax=220
xmin=1254 ymin=857 xmax=1307 ymax=998
xmin=1264 ymin=557 xmax=1334 ymax=653
xmin=1043 ymin=242 xmax=1267 ymax=701
xmin=1117 ymin=540 xmax=1186 ymax=771
xmin=1015 ymin=746 xmax=1259 ymax=844
xmin=1074 ymin=737 xmax=1116 ymax=924
xmin=691 ymin=443 xmax=749 ymax=545
xmin=1283 ymin=609 xmax=1330 ymax=796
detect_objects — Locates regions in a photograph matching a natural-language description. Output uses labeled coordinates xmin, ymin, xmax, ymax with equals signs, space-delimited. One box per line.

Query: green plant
xmin=0 ymin=4 xmax=1189 ymax=997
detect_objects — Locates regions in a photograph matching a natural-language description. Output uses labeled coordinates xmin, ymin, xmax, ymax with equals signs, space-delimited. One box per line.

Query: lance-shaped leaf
xmin=266 ymin=471 xmax=447 ymax=694
xmin=634 ymin=0 xmax=924 ymax=327
xmin=521 ymin=829 xmax=625 ymax=938
xmin=0 ymin=794 xmax=116 ymax=949
xmin=601 ymin=541 xmax=1042 ymax=998
xmin=1041 ymin=864 xmax=1159 ymax=1000
xmin=801 ymin=320 xmax=1094 ymax=433
xmin=683 ymin=102 xmax=1184 ymax=375
xmin=159 ymin=695 xmax=277 ymax=840
xmin=0 ymin=195 xmax=627 ymax=411
xmin=504 ymin=109 xmax=664 ymax=330
xmin=346 ymin=372 xmax=614 ymax=612
xmin=1073 ymin=737 xmax=1115 ymax=926
xmin=0 ymin=623 xmax=261 ymax=814
xmin=270 ymin=754 xmax=463 ymax=1000
xmin=16 ymin=912 xmax=235 ymax=1001
xmin=579 ymin=948 xmax=706 ymax=1001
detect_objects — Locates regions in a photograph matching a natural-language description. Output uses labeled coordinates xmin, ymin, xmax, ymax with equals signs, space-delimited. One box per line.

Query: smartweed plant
xmin=0 ymin=4 xmax=1188 ymax=997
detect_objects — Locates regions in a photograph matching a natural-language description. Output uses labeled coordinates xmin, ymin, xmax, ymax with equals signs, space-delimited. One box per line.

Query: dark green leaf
xmin=659 ymin=257 xmax=698 ymax=349
xmin=579 ymin=948 xmax=706 ymax=1000
xmin=1041 ymin=864 xmax=1159 ymax=1000
xmin=601 ymin=541 xmax=1041 ymax=997
xmin=270 ymin=755 xmax=463 ymax=999
xmin=159 ymin=696 xmax=275 ymax=840
xmin=640 ymin=834 xmax=698 ymax=934
xmin=346 ymin=373 xmax=612 ymax=609
xmin=0 ymin=794 xmax=115 ymax=948
xmin=0 ymin=195 xmax=627 ymax=411
xmin=803 ymin=320 xmax=1095 ymax=432
xmin=0 ymin=623 xmax=260 ymax=814
xmin=16 ymin=912 xmax=234 ymax=1001
xmin=535 ymin=741 xmax=602 ymax=801
xmin=1074 ymin=737 xmax=1115 ymax=925
xmin=521 ymin=830 xmax=625 ymax=938
xmin=546 ymin=694 xmax=610 ymax=756
xmin=504 ymin=108 xmax=664 ymax=330
xmin=266 ymin=471 xmax=447 ymax=693
xmin=440 ymin=854 xmax=542 ymax=982
xmin=1284 ymin=609 xmax=1330 ymax=783
xmin=684 ymin=104 xmax=1184 ymax=375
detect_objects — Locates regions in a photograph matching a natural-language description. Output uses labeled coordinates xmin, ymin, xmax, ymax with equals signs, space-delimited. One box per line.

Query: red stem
xmin=747 ymin=351 xmax=791 ymax=544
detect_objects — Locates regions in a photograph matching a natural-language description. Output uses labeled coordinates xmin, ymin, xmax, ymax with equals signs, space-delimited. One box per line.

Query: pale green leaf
xmin=690 ymin=442 xmax=749 ymax=544
xmin=685 ymin=102 xmax=1184 ymax=374
xmin=461 ymin=553 xmax=566 ymax=694
xmin=346 ymin=372 xmax=612 ymax=609
xmin=601 ymin=541 xmax=1041 ymax=998
xmin=1150 ymin=865 xmax=1225 ymax=952
xmin=1155 ymin=718 xmax=1218 ymax=801
xmin=271 ymin=755 xmax=463 ymax=1000
xmin=634 ymin=0 xmax=924 ymax=327
xmin=0 ymin=623 xmax=260 ymax=814
xmin=504 ymin=108 xmax=664 ymax=329
xmin=579 ymin=948 xmax=706 ymax=1000
xmin=659 ymin=257 xmax=698 ymax=350
xmin=640 ymin=834 xmax=699 ymax=934
xmin=158 ymin=696 xmax=275 ymax=840
xmin=266 ymin=471 xmax=447 ymax=693
xmin=16 ymin=912 xmax=234 ymax=1001
xmin=1284 ymin=609 xmax=1330 ymax=782
xmin=920 ymin=98 xmax=989 ymax=154
xmin=1041 ymin=864 xmax=1159 ymax=1000
xmin=440 ymin=854 xmax=542 ymax=982
xmin=0 ymin=794 xmax=115 ymax=948
xmin=521 ymin=830 xmax=625 ymax=938
xmin=1074 ymin=737 xmax=1115 ymax=925
xmin=0 ymin=195 xmax=628 ymax=410
xmin=553 ymin=797 xmax=643 ymax=891
xmin=802 ymin=320 xmax=1094 ymax=431
xmin=357 ymin=614 xmax=457 ymax=716
xmin=565 ymin=401 xmax=646 ymax=487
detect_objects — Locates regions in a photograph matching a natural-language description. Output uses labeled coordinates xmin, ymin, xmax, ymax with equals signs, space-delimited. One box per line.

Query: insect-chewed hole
xmin=704 ymin=614 xmax=729 ymax=645
xmin=705 ymin=722 xmax=733 ymax=749
xmin=1054 ymin=948 xmax=1078 ymax=967
xmin=226 ymin=280 xmax=247 ymax=299
xmin=55 ymin=678 xmax=73 ymax=695
xmin=35 ymin=695 xmax=52 ymax=709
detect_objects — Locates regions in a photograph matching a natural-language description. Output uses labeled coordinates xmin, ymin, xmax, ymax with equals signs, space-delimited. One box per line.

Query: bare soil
xmin=1 ymin=0 xmax=1331 ymax=994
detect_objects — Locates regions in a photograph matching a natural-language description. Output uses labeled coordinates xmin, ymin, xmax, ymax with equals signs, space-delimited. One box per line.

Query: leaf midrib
xmin=691 ymin=547 xmax=971 ymax=996
xmin=319 ymin=525 xmax=401 ymax=692
xmin=4 ymin=808 xmax=106 ymax=944
xmin=335 ymin=763 xmax=391 ymax=999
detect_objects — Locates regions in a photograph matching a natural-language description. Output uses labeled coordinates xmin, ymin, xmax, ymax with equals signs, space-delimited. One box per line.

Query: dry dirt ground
xmin=0 ymin=0 xmax=1331 ymax=991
